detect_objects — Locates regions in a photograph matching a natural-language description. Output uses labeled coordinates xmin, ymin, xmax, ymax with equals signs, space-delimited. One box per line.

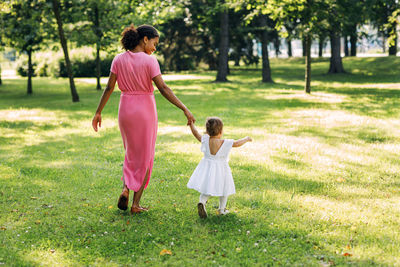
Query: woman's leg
xmin=132 ymin=169 xmax=150 ymax=209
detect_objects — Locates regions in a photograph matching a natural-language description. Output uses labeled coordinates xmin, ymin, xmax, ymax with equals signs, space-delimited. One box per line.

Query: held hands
xmin=245 ymin=136 xmax=253 ymax=142
xmin=184 ymin=109 xmax=195 ymax=126
xmin=92 ymin=113 xmax=102 ymax=132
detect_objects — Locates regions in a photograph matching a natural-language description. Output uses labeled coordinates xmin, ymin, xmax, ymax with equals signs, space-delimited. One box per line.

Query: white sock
xmin=219 ymin=196 xmax=228 ymax=210
xmin=199 ymin=194 xmax=210 ymax=205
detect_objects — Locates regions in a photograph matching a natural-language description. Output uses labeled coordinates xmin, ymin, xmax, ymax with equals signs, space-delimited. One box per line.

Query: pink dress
xmin=110 ymin=51 xmax=161 ymax=192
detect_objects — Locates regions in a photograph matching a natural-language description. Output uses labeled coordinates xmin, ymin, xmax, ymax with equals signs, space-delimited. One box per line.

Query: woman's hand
xmin=184 ymin=109 xmax=195 ymax=125
xmin=92 ymin=113 xmax=102 ymax=132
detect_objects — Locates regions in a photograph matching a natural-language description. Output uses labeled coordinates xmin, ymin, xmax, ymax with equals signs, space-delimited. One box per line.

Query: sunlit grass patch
xmin=1 ymin=57 xmax=400 ymax=265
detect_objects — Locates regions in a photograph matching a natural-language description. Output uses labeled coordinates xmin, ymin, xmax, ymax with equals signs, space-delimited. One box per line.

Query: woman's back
xmin=111 ymin=51 xmax=160 ymax=93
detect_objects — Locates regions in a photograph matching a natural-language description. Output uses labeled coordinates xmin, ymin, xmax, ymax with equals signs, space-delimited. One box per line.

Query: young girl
xmin=187 ymin=117 xmax=252 ymax=218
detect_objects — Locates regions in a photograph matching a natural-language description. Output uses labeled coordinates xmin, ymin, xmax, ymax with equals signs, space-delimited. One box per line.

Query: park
xmin=1 ymin=0 xmax=400 ymax=266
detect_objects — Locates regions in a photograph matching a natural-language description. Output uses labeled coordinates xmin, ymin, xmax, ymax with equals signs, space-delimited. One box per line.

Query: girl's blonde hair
xmin=206 ymin=117 xmax=223 ymax=136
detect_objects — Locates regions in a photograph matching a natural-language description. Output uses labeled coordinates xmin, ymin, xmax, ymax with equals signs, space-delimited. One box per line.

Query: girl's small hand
xmin=92 ymin=113 xmax=102 ymax=132
xmin=246 ymin=136 xmax=252 ymax=142
xmin=184 ymin=109 xmax=195 ymax=125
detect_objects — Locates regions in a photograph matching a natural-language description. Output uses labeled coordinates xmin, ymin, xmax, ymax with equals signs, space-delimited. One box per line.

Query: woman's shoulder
xmin=113 ymin=52 xmax=127 ymax=61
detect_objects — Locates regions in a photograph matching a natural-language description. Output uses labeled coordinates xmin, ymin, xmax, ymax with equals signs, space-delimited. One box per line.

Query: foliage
xmin=58 ymin=56 xmax=113 ymax=77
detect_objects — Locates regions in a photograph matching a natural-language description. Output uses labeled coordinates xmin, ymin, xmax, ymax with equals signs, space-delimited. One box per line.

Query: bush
xmin=16 ymin=61 xmax=37 ymax=77
xmin=58 ymin=57 xmax=113 ymax=77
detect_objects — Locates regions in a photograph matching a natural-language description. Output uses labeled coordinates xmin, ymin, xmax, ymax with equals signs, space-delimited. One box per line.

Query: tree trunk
xmin=350 ymin=25 xmax=357 ymax=56
xmin=274 ymin=37 xmax=280 ymax=57
xmin=27 ymin=49 xmax=33 ymax=95
xmin=216 ymin=8 xmax=229 ymax=82
xmin=382 ymin=33 xmax=386 ymax=53
xmin=96 ymin=42 xmax=101 ymax=90
xmin=287 ymin=38 xmax=292 ymax=57
xmin=94 ymin=4 xmax=102 ymax=90
xmin=0 ymin=64 xmax=2 ymax=85
xmin=302 ymin=38 xmax=306 ymax=57
xmin=388 ymin=23 xmax=397 ymax=56
xmin=328 ymin=32 xmax=345 ymax=73
xmin=305 ymin=35 xmax=311 ymax=93
xmin=260 ymin=15 xmax=272 ymax=83
xmin=344 ymin=36 xmax=349 ymax=57
xmin=51 ymin=0 xmax=79 ymax=102
xmin=318 ymin=37 xmax=324 ymax=57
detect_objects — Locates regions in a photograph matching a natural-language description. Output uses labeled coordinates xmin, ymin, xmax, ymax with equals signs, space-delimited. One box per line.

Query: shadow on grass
xmin=0 ymin=126 xmax=395 ymax=265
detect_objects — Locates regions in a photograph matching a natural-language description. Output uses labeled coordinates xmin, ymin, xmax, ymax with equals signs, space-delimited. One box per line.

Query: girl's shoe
xmin=197 ymin=203 xmax=207 ymax=218
xmin=117 ymin=189 xmax=129 ymax=211
xmin=217 ymin=208 xmax=230 ymax=215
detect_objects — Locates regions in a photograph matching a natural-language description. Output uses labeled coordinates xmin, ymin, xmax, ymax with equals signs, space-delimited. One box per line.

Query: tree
xmin=259 ymin=15 xmax=272 ymax=82
xmin=267 ymin=0 xmax=330 ymax=93
xmin=3 ymin=0 xmax=46 ymax=94
xmin=216 ymin=2 xmax=229 ymax=82
xmin=51 ymin=0 xmax=79 ymax=102
xmin=370 ymin=0 xmax=399 ymax=56
xmin=76 ymin=0 xmax=123 ymax=90
xmin=327 ymin=2 xmax=345 ymax=74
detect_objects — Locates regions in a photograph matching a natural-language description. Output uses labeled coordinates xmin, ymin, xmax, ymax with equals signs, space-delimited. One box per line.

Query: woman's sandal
xmin=117 ymin=190 xmax=129 ymax=211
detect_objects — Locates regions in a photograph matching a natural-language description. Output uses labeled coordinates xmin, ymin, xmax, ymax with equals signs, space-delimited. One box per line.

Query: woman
xmin=92 ymin=24 xmax=195 ymax=214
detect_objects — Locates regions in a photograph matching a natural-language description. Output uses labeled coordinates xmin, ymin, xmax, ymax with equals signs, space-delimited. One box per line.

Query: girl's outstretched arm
xmin=233 ymin=136 xmax=252 ymax=147
xmin=152 ymin=74 xmax=195 ymax=125
xmin=92 ymin=72 xmax=117 ymax=132
xmin=189 ymin=122 xmax=202 ymax=142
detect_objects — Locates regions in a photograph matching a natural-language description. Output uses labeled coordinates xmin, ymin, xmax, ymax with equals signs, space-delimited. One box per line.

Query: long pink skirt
xmin=118 ymin=91 xmax=157 ymax=192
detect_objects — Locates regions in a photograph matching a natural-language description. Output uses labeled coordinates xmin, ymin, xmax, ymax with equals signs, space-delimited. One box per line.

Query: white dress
xmin=187 ymin=134 xmax=236 ymax=196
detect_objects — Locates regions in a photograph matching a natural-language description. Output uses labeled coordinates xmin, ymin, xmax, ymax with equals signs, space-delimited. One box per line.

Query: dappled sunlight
xmin=262 ymin=91 xmax=347 ymax=104
xmin=24 ymin=249 xmax=77 ymax=266
xmin=2 ymin=58 xmax=400 ymax=265
xmin=0 ymin=109 xmax=59 ymax=122
xmin=296 ymin=194 xmax=400 ymax=227
xmin=285 ymin=109 xmax=400 ymax=132
xmin=163 ymin=74 xmax=211 ymax=81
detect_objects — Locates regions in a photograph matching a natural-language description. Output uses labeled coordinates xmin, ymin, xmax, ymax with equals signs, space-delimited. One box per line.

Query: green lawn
xmin=1 ymin=57 xmax=400 ymax=266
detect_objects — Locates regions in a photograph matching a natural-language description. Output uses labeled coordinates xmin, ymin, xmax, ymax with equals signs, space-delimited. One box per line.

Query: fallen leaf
xmin=160 ymin=249 xmax=172 ymax=256
xmin=50 ymin=249 xmax=55 ymax=253
xmin=0 ymin=226 xmax=6 ymax=230
xmin=31 ymin=197 xmax=38 ymax=200
xmin=346 ymin=244 xmax=351 ymax=250
xmin=343 ymin=252 xmax=352 ymax=257
xmin=35 ymin=220 xmax=41 ymax=224
xmin=108 ymin=206 xmax=113 ymax=209
xmin=336 ymin=177 xmax=345 ymax=183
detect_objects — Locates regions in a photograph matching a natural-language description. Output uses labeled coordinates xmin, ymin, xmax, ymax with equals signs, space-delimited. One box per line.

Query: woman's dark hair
xmin=120 ymin=24 xmax=159 ymax=50
xmin=206 ymin=117 xmax=223 ymax=136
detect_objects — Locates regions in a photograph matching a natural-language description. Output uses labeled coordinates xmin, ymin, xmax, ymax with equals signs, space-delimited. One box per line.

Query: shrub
xmin=58 ymin=57 xmax=113 ymax=77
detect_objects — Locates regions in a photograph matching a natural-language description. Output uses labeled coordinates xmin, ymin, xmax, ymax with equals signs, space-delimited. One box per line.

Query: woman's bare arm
xmin=152 ymin=74 xmax=195 ymax=125
xmin=92 ymin=72 xmax=117 ymax=131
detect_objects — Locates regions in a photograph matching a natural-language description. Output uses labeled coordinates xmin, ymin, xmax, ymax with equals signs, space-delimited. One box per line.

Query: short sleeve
xmin=200 ymin=134 xmax=209 ymax=153
xmin=149 ymin=56 xmax=161 ymax=79
xmin=110 ymin=55 xmax=119 ymax=75
xmin=223 ymin=139 xmax=234 ymax=155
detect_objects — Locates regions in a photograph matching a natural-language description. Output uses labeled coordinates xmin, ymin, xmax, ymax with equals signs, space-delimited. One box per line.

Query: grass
xmin=1 ymin=56 xmax=400 ymax=266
